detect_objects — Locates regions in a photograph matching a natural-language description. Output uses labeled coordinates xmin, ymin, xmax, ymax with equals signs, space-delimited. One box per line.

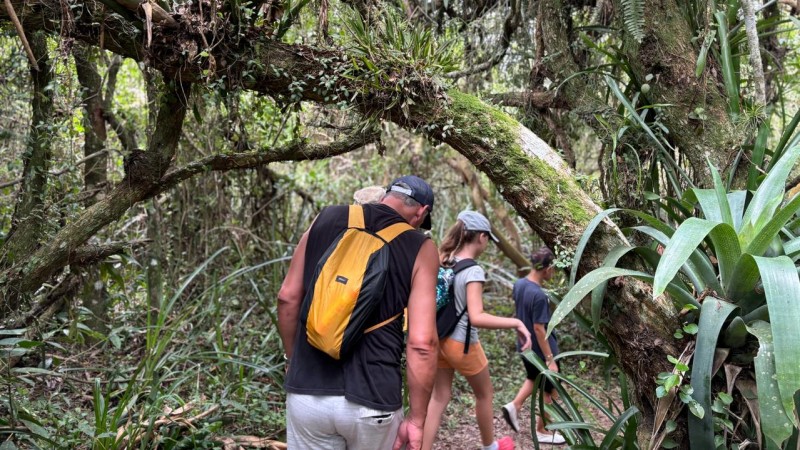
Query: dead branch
xmin=215 ymin=436 xmax=288 ymax=449
xmin=486 ymin=91 xmax=563 ymax=109
xmin=115 ymin=0 xmax=178 ymax=26
xmin=117 ymin=404 xmax=222 ymax=446
xmin=3 ymin=0 xmax=38 ymax=69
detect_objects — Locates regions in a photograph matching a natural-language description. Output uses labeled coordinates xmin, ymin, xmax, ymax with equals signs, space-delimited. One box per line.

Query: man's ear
xmin=413 ymin=205 xmax=429 ymax=227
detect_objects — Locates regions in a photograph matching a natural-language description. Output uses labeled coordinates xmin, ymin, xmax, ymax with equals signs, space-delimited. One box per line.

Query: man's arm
xmin=402 ymin=239 xmax=439 ymax=430
xmin=277 ymin=230 xmax=310 ymax=359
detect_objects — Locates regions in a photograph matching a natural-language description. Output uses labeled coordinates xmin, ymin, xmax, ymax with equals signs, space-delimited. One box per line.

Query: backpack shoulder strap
xmin=349 ymin=205 xmax=412 ymax=242
xmin=364 ymin=312 xmax=402 ymax=334
xmin=376 ymin=221 xmax=413 ymax=243
xmin=452 ymin=258 xmax=477 ymax=274
xmin=348 ymin=204 xmax=365 ymax=229
xmin=451 ymin=258 xmax=477 ymax=355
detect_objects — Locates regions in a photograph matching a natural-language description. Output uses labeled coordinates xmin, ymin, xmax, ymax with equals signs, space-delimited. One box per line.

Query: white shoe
xmin=536 ymin=431 xmax=566 ymax=445
xmin=501 ymin=402 xmax=520 ymax=433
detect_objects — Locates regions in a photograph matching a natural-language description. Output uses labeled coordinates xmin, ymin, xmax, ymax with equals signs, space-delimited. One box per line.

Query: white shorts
xmin=286 ymin=393 xmax=403 ymax=449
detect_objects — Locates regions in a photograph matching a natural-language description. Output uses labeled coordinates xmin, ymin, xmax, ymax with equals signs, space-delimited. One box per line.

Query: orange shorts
xmin=437 ymin=338 xmax=489 ymax=377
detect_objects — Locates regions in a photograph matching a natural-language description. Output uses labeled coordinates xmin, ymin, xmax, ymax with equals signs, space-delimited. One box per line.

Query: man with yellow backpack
xmin=278 ymin=176 xmax=440 ymax=450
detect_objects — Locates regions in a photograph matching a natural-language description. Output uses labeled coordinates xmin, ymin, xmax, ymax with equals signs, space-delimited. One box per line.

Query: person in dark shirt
xmin=277 ymin=176 xmax=440 ymax=450
xmin=501 ymin=246 xmax=566 ymax=445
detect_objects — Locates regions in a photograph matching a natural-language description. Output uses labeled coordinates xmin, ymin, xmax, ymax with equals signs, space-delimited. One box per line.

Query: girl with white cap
xmin=421 ymin=210 xmax=531 ymax=450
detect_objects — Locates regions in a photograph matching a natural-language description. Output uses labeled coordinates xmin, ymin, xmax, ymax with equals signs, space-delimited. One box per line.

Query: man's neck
xmin=526 ymin=271 xmax=544 ymax=285
xmin=380 ymin=197 xmax=414 ymax=224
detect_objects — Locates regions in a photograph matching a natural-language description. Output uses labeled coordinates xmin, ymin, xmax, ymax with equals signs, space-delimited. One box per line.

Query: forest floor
xmin=430 ymin=369 xmax=620 ymax=450
xmin=2 ymin=287 xmax=623 ymax=449
xmin=425 ymin=290 xmax=624 ymax=450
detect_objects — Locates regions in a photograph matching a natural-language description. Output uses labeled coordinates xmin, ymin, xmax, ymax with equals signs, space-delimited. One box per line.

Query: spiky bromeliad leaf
xmin=741 ymin=144 xmax=800 ymax=244
xmin=708 ymin=159 xmax=734 ymax=226
xmin=746 ymin=320 xmax=795 ymax=447
xmin=547 ymin=267 xmax=698 ymax=338
xmin=688 ymin=298 xmax=737 ymax=449
xmin=726 ymin=253 xmax=761 ymax=303
xmin=570 ymin=208 xmax=622 ymax=288
xmin=752 ymin=256 xmax=800 ymax=428
xmin=621 ymin=0 xmax=645 ymax=43
xmin=745 ymin=192 xmax=800 ymax=257
xmin=683 ymin=189 xmax=747 ymax=232
xmin=652 ymin=218 xmax=739 ymax=298
xmin=569 ymin=206 xmax=690 ymax=289
xmin=714 ymin=12 xmax=740 ymax=118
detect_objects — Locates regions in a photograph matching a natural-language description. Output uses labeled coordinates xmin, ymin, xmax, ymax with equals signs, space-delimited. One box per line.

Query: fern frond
xmin=621 ymin=0 xmax=645 ymax=43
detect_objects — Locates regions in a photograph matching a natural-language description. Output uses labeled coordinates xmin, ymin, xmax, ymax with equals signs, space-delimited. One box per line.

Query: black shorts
xmin=521 ymin=354 xmax=559 ymax=394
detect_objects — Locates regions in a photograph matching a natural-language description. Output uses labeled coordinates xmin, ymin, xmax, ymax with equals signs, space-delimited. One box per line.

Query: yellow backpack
xmin=301 ymin=205 xmax=412 ymax=360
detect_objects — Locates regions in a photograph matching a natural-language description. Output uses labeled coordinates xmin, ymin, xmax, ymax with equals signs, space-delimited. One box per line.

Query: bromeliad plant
xmin=549 ymin=144 xmax=800 ymax=448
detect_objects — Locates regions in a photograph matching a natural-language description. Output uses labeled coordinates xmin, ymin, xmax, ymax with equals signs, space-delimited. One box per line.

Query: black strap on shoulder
xmin=452 ymin=258 xmax=477 ymax=273
xmin=452 ymin=258 xmax=477 ymax=354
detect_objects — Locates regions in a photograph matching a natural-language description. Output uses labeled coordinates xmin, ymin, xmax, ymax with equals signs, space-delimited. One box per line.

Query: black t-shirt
xmin=284 ymin=203 xmax=428 ymax=410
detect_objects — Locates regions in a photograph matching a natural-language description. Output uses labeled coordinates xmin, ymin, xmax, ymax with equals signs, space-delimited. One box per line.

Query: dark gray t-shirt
xmin=512 ymin=277 xmax=559 ymax=357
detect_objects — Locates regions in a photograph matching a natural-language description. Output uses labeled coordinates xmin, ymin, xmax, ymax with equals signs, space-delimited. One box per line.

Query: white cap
xmin=457 ymin=210 xmax=499 ymax=243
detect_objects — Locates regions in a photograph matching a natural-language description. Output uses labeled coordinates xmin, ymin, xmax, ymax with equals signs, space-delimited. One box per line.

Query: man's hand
xmin=392 ymin=417 xmax=424 ymax=450
xmin=547 ymin=359 xmax=559 ymax=372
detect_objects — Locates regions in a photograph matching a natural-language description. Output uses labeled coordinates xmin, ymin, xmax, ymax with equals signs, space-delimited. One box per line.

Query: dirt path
xmin=432 ymin=404 xmax=564 ymax=450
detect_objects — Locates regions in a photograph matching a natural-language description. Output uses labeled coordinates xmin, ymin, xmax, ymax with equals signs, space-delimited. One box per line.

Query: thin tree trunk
xmin=73 ymin=42 xmax=110 ymax=335
xmin=0 ymin=31 xmax=54 ymax=316
xmin=146 ymin=201 xmax=165 ymax=311
xmin=742 ymin=0 xmax=766 ymax=109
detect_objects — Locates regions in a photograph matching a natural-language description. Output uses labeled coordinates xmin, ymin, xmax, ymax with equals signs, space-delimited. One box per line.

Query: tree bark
xmin=73 ymin=42 xmax=111 ymax=335
xmin=614 ymin=0 xmax=746 ymax=181
xmin=0 ymin=31 xmax=53 ymax=316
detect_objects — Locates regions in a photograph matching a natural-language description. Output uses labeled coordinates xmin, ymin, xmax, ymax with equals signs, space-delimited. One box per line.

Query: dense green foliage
xmin=553 ymin=146 xmax=800 ymax=447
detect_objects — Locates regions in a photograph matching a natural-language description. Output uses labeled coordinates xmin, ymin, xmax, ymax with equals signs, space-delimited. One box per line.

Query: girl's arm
xmin=465 ymin=282 xmax=531 ymax=350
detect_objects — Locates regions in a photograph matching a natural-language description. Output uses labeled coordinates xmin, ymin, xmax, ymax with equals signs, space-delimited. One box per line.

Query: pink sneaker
xmin=497 ymin=436 xmax=515 ymax=450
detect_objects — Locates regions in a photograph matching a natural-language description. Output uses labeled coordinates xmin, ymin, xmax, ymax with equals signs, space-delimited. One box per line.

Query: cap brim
xmin=422 ymin=213 xmax=432 ymax=230
xmin=489 ymin=232 xmax=500 ymax=243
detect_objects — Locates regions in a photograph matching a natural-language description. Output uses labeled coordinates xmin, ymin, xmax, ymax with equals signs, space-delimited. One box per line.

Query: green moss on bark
xmin=444 ymin=89 xmax=594 ymax=229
